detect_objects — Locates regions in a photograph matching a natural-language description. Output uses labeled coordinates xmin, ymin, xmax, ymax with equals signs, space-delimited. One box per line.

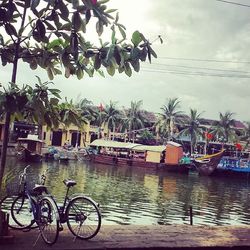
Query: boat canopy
xmin=90 ymin=139 xmax=140 ymax=149
xmin=132 ymin=145 xmax=165 ymax=152
xmin=90 ymin=139 xmax=166 ymax=152
xmin=17 ymin=134 xmax=43 ymax=143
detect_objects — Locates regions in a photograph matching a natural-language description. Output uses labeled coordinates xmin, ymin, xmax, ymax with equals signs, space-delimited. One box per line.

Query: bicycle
xmin=9 ymin=166 xmax=102 ymax=241
xmin=54 ymin=179 xmax=102 ymax=240
xmin=0 ymin=165 xmax=44 ymax=230
xmin=10 ymin=165 xmax=60 ymax=245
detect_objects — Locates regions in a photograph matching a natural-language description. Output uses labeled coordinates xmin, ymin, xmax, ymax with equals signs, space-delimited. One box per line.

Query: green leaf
xmin=115 ymin=12 xmax=119 ymax=23
xmin=107 ymin=64 xmax=115 ymax=76
xmin=118 ymin=25 xmax=126 ymax=39
xmin=44 ymin=21 xmax=56 ymax=31
xmin=47 ymin=38 xmax=64 ymax=50
xmin=0 ymin=34 xmax=4 ymax=46
xmin=124 ymin=62 xmax=132 ymax=77
xmin=149 ymin=46 xmax=157 ymax=58
xmin=30 ymin=60 xmax=38 ymax=70
xmin=36 ymin=19 xmax=46 ymax=39
xmin=72 ymin=0 xmax=79 ymax=8
xmin=49 ymin=88 xmax=61 ymax=98
xmin=111 ymin=28 xmax=116 ymax=44
xmin=58 ymin=0 xmax=70 ymax=20
xmin=131 ymin=31 xmax=142 ymax=47
xmin=46 ymin=68 xmax=54 ymax=80
xmin=86 ymin=9 xmax=91 ymax=24
xmin=94 ymin=54 xmax=101 ymax=70
xmin=96 ymin=20 xmax=104 ymax=36
xmin=31 ymin=0 xmax=40 ymax=10
xmin=105 ymin=9 xmax=117 ymax=14
xmin=98 ymin=0 xmax=109 ymax=4
xmin=72 ymin=11 xmax=81 ymax=31
xmin=76 ymin=68 xmax=84 ymax=79
xmin=131 ymin=59 xmax=140 ymax=72
xmin=106 ymin=44 xmax=115 ymax=62
xmin=5 ymin=23 xmax=18 ymax=37
xmin=130 ymin=47 xmax=141 ymax=60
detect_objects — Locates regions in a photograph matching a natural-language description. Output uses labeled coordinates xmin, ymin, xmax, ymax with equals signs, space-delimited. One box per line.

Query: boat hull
xmin=193 ymin=149 xmax=225 ymax=176
xmin=17 ymin=148 xmax=42 ymax=163
xmin=91 ymin=154 xmax=189 ymax=173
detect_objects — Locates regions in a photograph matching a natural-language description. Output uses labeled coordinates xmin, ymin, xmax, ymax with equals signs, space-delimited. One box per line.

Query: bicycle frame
xmin=54 ymin=184 xmax=100 ymax=225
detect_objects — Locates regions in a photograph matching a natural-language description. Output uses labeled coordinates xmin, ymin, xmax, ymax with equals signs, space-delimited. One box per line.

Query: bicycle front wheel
xmin=38 ymin=196 xmax=59 ymax=245
xmin=66 ymin=196 xmax=101 ymax=240
xmin=11 ymin=194 xmax=35 ymax=229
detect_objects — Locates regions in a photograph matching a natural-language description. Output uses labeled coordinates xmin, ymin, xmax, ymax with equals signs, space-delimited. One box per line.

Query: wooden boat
xmin=89 ymin=139 xmax=190 ymax=173
xmin=193 ymin=149 xmax=225 ymax=176
xmin=16 ymin=135 xmax=43 ymax=162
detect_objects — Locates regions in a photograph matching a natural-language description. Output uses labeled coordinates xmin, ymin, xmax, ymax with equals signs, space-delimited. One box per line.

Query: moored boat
xmin=89 ymin=139 xmax=190 ymax=173
xmin=16 ymin=135 xmax=43 ymax=162
xmin=193 ymin=149 xmax=225 ymax=176
xmin=214 ymin=156 xmax=250 ymax=178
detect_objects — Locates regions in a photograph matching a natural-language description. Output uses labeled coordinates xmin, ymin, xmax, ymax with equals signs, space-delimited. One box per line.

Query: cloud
xmin=1 ymin=0 xmax=250 ymax=122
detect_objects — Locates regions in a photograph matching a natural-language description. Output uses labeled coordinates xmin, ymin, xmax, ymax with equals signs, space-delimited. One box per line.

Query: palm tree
xmin=155 ymin=98 xmax=183 ymax=142
xmin=178 ymin=109 xmax=203 ymax=154
xmin=122 ymin=100 xmax=147 ymax=142
xmin=58 ymin=99 xmax=85 ymax=128
xmin=212 ymin=111 xmax=237 ymax=143
xmin=103 ymin=101 xmax=121 ymax=140
xmin=240 ymin=121 xmax=250 ymax=149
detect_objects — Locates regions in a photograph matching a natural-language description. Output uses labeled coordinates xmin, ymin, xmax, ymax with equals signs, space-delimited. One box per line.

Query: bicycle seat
xmin=32 ymin=184 xmax=48 ymax=195
xmin=63 ymin=179 xmax=76 ymax=187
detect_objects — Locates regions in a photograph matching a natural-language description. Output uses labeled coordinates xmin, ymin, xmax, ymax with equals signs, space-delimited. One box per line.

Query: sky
xmin=1 ymin=0 xmax=250 ymax=122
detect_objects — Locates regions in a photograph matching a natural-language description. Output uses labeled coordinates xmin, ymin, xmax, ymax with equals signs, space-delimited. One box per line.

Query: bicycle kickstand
xmin=73 ymin=222 xmax=83 ymax=242
xmin=33 ymin=230 xmax=41 ymax=247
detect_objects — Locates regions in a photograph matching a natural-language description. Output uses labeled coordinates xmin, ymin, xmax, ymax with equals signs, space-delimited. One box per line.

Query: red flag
xmin=99 ymin=103 xmax=104 ymax=111
xmin=204 ymin=132 xmax=213 ymax=140
xmin=235 ymin=143 xmax=242 ymax=151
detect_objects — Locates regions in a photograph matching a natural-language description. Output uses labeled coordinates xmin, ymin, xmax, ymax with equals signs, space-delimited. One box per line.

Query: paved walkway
xmin=1 ymin=225 xmax=250 ymax=249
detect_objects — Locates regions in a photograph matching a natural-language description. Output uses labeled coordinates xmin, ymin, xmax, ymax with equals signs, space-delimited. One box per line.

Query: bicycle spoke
xmin=38 ymin=197 xmax=59 ymax=245
xmin=66 ymin=197 xmax=101 ymax=240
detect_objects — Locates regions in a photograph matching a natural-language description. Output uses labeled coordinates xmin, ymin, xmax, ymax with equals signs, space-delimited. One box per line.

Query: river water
xmin=2 ymin=157 xmax=250 ymax=226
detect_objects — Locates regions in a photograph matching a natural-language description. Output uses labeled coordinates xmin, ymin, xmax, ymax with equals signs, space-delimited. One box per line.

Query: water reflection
xmin=2 ymin=158 xmax=250 ymax=225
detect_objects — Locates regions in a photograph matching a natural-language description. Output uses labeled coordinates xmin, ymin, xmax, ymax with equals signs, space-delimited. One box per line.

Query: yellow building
xmin=42 ymin=122 xmax=108 ymax=148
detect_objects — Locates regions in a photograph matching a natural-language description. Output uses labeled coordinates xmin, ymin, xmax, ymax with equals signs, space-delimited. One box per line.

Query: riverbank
xmin=1 ymin=225 xmax=250 ymax=249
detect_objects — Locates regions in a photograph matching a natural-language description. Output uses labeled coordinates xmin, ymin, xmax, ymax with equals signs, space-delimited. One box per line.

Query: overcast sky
xmin=1 ymin=0 xmax=250 ymax=122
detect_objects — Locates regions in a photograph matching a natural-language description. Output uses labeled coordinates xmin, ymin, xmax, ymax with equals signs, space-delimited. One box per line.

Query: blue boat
xmin=215 ymin=156 xmax=250 ymax=177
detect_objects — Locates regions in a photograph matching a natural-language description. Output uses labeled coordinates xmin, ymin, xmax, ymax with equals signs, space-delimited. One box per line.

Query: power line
xmin=215 ymin=0 xmax=250 ymax=8
xmin=141 ymin=68 xmax=250 ymax=78
xmin=158 ymin=56 xmax=250 ymax=64
xmin=144 ymin=62 xmax=250 ymax=74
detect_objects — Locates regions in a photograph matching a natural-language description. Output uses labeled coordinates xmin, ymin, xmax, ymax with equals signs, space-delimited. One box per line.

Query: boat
xmin=89 ymin=139 xmax=190 ymax=173
xmin=53 ymin=149 xmax=69 ymax=162
xmin=214 ymin=156 xmax=250 ymax=178
xmin=16 ymin=135 xmax=43 ymax=162
xmin=193 ymin=149 xmax=225 ymax=176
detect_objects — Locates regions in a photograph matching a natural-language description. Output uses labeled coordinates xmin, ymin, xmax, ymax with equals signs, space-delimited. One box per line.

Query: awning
xmin=90 ymin=139 xmax=141 ymax=149
xmin=17 ymin=135 xmax=43 ymax=143
xmin=132 ymin=145 xmax=166 ymax=152
xmin=90 ymin=139 xmax=166 ymax=152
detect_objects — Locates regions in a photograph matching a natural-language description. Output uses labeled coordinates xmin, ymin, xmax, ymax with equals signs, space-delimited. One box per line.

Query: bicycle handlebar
xmin=19 ymin=165 xmax=30 ymax=183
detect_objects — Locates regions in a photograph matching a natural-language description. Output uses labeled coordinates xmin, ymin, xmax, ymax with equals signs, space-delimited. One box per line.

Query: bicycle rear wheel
xmin=38 ymin=196 xmax=59 ymax=245
xmin=0 ymin=195 xmax=21 ymax=229
xmin=66 ymin=196 xmax=101 ymax=240
xmin=10 ymin=194 xmax=35 ymax=229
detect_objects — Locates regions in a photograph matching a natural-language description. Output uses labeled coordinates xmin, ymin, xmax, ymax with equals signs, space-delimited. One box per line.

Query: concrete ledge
xmin=1 ymin=225 xmax=250 ymax=249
